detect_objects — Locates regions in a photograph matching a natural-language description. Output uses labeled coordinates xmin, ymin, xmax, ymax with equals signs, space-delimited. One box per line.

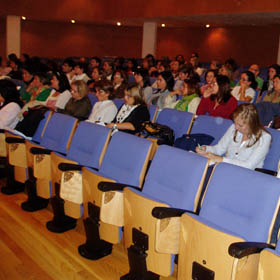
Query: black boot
xmin=46 ymin=194 xmax=77 ymax=233
xmin=1 ymin=161 xmax=25 ymax=195
xmin=21 ymin=168 xmax=49 ymax=212
xmin=78 ymin=203 xmax=112 ymax=260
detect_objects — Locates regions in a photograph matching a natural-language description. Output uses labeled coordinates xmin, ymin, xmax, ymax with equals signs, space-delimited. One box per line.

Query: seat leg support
xmin=120 ymin=228 xmax=159 ymax=280
xmin=78 ymin=203 xmax=112 ymax=260
xmin=21 ymin=168 xmax=49 ymax=212
xmin=46 ymin=184 xmax=77 ymax=233
xmin=1 ymin=161 xmax=25 ymax=195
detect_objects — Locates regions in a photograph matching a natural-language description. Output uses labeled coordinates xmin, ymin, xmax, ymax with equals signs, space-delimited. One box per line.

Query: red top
xmin=196 ymin=96 xmax=237 ymax=119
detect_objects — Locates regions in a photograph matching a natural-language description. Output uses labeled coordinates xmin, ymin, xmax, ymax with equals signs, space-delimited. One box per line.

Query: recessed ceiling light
xmin=117 ymin=22 xmax=121 ymax=26
xmin=71 ymin=19 xmax=75 ymax=24
xmin=21 ymin=16 xmax=26 ymax=20
xmin=206 ymin=24 xmax=210 ymax=28
xmin=161 ymin=23 xmax=166 ymax=27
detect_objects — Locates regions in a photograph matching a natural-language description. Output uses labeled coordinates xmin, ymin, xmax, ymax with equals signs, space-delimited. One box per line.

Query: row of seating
xmin=2 ymin=109 xmax=280 ymax=279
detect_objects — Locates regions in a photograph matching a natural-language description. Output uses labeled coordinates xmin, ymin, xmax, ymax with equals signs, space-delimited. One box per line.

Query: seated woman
xmin=134 ymin=68 xmax=153 ymax=104
xmin=18 ymin=72 xmax=52 ymax=119
xmin=219 ymin=64 xmax=235 ymax=88
xmin=45 ymin=72 xmax=71 ymax=111
xmin=87 ymin=80 xmax=117 ymax=124
xmin=0 ymin=79 xmax=23 ymax=129
xmin=112 ymin=70 xmax=128 ymax=99
xmin=263 ymin=74 xmax=280 ymax=103
xmin=231 ymin=71 xmax=257 ymax=103
xmin=59 ymin=80 xmax=91 ymax=121
xmin=150 ymin=71 xmax=174 ymax=110
xmin=20 ymin=65 xmax=34 ymax=102
xmin=87 ymin=66 xmax=103 ymax=92
xmin=200 ymin=69 xmax=217 ymax=96
xmin=196 ymin=103 xmax=271 ymax=170
xmin=164 ymin=78 xmax=201 ymax=114
xmin=196 ymin=75 xmax=237 ymax=119
xmin=107 ymin=85 xmax=150 ymax=135
xmin=261 ymin=64 xmax=280 ymax=94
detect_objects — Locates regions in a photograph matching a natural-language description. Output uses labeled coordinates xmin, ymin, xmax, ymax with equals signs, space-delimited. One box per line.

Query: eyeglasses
xmin=240 ymin=78 xmax=248 ymax=82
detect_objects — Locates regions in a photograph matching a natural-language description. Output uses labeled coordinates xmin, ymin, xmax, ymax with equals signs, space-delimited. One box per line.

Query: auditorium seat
xmin=1 ymin=110 xmax=52 ymax=195
xmin=76 ymin=132 xmax=152 ymax=260
xmin=46 ymin=122 xmax=112 ymax=233
xmin=20 ymin=113 xmax=78 ymax=212
xmin=190 ymin=115 xmax=233 ymax=145
xmin=118 ymin=145 xmax=209 ymax=279
xmin=178 ymin=163 xmax=280 ymax=280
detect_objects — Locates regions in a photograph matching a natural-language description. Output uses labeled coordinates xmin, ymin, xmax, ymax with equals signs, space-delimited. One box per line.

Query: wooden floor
xmin=0 ymin=179 xmax=177 ymax=280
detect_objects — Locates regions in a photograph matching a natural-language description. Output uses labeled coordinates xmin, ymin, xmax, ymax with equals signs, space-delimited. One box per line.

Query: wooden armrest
xmin=228 ymin=242 xmax=274 ymax=259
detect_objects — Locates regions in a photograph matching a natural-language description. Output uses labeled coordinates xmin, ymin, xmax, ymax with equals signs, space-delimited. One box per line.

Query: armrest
xmin=58 ymin=162 xmax=83 ymax=171
xmin=6 ymin=137 xmax=25 ymax=144
xmin=228 ymin=242 xmax=275 ymax=258
xmin=152 ymin=207 xmax=195 ymax=219
xmin=255 ymin=168 xmax=277 ymax=176
xmin=30 ymin=147 xmax=52 ymax=155
xmin=98 ymin=181 xmax=139 ymax=192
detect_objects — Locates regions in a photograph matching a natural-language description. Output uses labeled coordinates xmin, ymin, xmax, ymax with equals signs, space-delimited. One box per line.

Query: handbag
xmin=174 ymin=133 xmax=215 ymax=152
xmin=140 ymin=121 xmax=175 ymax=146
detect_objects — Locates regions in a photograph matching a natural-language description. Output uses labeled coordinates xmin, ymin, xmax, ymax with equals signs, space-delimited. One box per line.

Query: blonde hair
xmin=71 ymin=80 xmax=88 ymax=98
xmin=125 ymin=85 xmax=146 ymax=106
xmin=232 ymin=104 xmax=267 ymax=147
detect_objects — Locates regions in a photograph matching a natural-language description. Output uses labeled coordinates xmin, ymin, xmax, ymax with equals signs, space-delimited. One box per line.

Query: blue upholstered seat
xmin=113 ymin=98 xmax=124 ymax=110
xmin=122 ymin=145 xmax=209 ymax=278
xmin=156 ymin=108 xmax=193 ymax=139
xmin=190 ymin=115 xmax=232 ymax=145
xmin=178 ymin=163 xmax=280 ymax=280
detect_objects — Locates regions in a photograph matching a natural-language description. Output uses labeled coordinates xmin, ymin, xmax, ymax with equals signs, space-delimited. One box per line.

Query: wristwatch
xmin=113 ymin=123 xmax=117 ymax=130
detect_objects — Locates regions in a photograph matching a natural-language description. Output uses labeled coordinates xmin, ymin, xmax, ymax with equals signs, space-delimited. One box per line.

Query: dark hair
xmin=184 ymin=78 xmax=201 ymax=96
xmin=242 ymin=71 xmax=257 ymax=90
xmin=22 ymin=64 xmax=34 ymax=75
xmin=63 ymin=58 xmax=75 ymax=69
xmin=159 ymin=71 xmax=174 ymax=91
xmin=52 ymin=72 xmax=70 ymax=92
xmin=35 ymin=72 xmax=51 ymax=85
xmin=268 ymin=64 xmax=280 ymax=78
xmin=211 ymin=75 xmax=232 ymax=104
xmin=8 ymin=53 xmax=18 ymax=62
xmin=76 ymin=62 xmax=87 ymax=72
xmin=204 ymin=69 xmax=218 ymax=81
xmin=91 ymin=56 xmax=101 ymax=65
xmin=92 ymin=66 xmax=103 ymax=76
xmin=94 ymin=79 xmax=114 ymax=100
xmin=225 ymin=58 xmax=238 ymax=72
xmin=175 ymin=54 xmax=185 ymax=64
xmin=134 ymin=68 xmax=151 ymax=88
xmin=112 ymin=69 xmax=128 ymax=84
xmin=0 ymin=79 xmax=23 ymax=108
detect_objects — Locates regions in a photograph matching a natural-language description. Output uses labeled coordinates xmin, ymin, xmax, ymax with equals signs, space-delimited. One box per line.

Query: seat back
xmin=157 ymin=108 xmax=193 ymax=139
xmin=40 ymin=113 xmax=77 ymax=154
xmin=67 ymin=122 xmax=111 ymax=169
xmin=100 ymin=131 xmax=152 ymax=187
xmin=190 ymin=115 xmax=233 ymax=145
xmin=88 ymin=93 xmax=98 ymax=107
xmin=32 ymin=110 xmax=52 ymax=143
xmin=263 ymin=128 xmax=280 ymax=171
xmin=149 ymin=104 xmax=158 ymax=123
xmin=200 ymin=163 xmax=280 ymax=242
xmin=113 ymin=98 xmax=124 ymax=110
xmin=260 ymin=90 xmax=268 ymax=102
xmin=143 ymin=145 xmax=209 ymax=211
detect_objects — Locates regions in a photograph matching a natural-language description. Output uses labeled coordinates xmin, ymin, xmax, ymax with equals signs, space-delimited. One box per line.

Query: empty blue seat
xmin=178 ymin=163 xmax=280 ymax=280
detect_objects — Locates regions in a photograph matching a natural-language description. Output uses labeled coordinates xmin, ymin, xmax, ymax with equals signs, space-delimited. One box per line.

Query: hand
xmin=205 ymin=152 xmax=223 ymax=163
xmin=195 ymin=145 xmax=206 ymax=154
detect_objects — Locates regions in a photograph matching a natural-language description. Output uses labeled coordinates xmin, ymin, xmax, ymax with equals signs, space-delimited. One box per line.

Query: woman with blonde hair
xmin=107 ymin=84 xmax=149 ymax=134
xmin=196 ymin=103 xmax=271 ymax=170
xmin=60 ymin=80 xmax=91 ymax=120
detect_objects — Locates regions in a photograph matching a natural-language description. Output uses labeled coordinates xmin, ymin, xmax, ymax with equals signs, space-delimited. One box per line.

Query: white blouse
xmin=206 ymin=124 xmax=271 ymax=170
xmin=87 ymin=100 xmax=117 ymax=124
xmin=231 ymin=86 xmax=256 ymax=103
xmin=0 ymin=102 xmax=21 ymax=129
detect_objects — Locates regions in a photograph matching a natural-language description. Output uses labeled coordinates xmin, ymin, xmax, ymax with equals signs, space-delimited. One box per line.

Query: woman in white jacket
xmin=196 ymin=103 xmax=271 ymax=170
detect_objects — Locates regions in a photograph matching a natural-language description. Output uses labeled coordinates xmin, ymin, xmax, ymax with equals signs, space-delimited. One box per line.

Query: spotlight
xmin=71 ymin=19 xmax=75 ymax=24
xmin=117 ymin=22 xmax=121 ymax=26
xmin=206 ymin=24 xmax=210 ymax=28
xmin=21 ymin=16 xmax=26 ymax=20
xmin=161 ymin=23 xmax=166 ymax=27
